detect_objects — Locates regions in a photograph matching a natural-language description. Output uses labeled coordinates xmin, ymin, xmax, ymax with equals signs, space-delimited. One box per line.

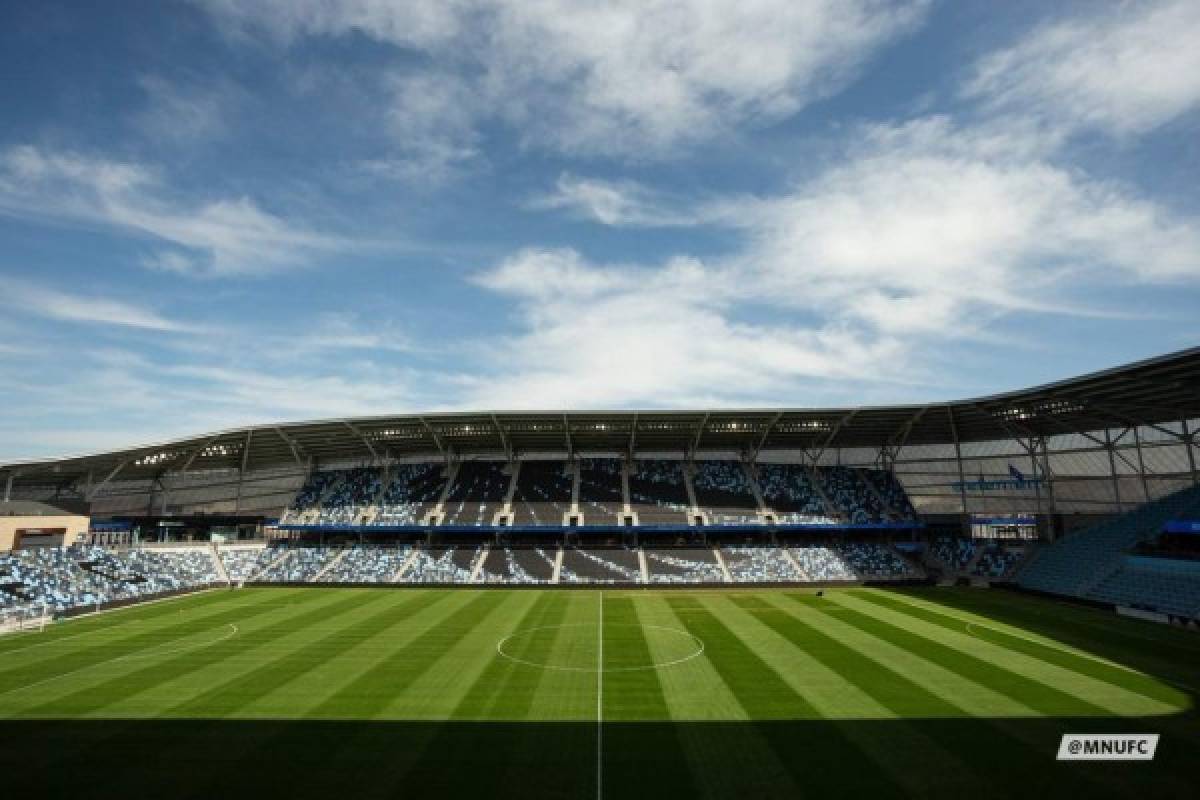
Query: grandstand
xmin=2 ymin=349 xmax=1200 ymax=798
xmin=0 ymin=347 xmax=1196 ymax=608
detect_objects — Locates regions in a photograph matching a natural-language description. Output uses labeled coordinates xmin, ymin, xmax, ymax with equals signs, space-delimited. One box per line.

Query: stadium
xmin=4 ymin=2 xmax=1200 ymax=798
xmin=2 ymin=348 xmax=1199 ymax=797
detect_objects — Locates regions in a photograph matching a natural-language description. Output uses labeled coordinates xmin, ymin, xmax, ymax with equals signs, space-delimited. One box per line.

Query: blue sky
xmin=0 ymin=0 xmax=1198 ymax=460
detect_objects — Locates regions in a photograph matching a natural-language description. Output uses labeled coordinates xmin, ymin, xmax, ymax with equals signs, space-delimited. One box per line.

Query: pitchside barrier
xmin=244 ymin=578 xmax=934 ymax=591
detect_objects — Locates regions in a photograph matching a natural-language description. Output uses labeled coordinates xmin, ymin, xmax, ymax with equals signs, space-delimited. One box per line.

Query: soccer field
xmin=1 ymin=587 xmax=1197 ymax=799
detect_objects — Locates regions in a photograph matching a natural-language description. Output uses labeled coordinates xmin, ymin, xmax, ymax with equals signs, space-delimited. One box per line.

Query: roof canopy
xmin=4 ymin=347 xmax=1198 ymax=488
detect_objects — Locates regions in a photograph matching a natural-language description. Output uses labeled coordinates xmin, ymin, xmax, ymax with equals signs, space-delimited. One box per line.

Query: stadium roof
xmin=3 ymin=347 xmax=1198 ymax=492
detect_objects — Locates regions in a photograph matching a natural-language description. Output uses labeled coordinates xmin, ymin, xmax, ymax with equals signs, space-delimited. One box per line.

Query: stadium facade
xmin=1 ymin=347 xmax=1197 ymax=526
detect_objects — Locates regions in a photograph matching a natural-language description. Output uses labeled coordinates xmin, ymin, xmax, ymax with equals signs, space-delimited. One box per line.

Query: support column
xmin=1038 ymin=437 xmax=1058 ymax=520
xmin=948 ymin=408 xmax=968 ymax=517
xmin=1105 ymin=428 xmax=1123 ymax=513
xmin=570 ymin=457 xmax=581 ymax=517
xmin=1027 ymin=438 xmax=1043 ymax=517
xmin=1132 ymin=426 xmax=1151 ymax=502
xmin=3 ymin=471 xmax=13 ymax=503
xmin=1183 ymin=419 xmax=1198 ymax=487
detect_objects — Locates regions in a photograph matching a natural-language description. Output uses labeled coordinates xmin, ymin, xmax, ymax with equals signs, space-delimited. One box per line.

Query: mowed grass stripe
xmin=246 ymin=591 xmax=484 ymax=719
xmin=603 ymin=595 xmax=699 ymax=797
xmin=832 ymin=591 xmax=1170 ymax=716
xmin=384 ymin=591 xmax=558 ymax=719
xmin=449 ymin=591 xmax=571 ymax=719
xmin=308 ymin=591 xmax=508 ymax=719
xmin=11 ymin=588 xmax=374 ymax=717
xmin=0 ymin=588 xmax=299 ymax=687
xmin=904 ymin=586 xmax=1200 ymax=662
xmin=788 ymin=592 xmax=1092 ymax=717
xmin=691 ymin=595 xmax=894 ymax=721
xmin=179 ymin=592 xmax=518 ymax=800
xmin=666 ymin=595 xmax=905 ymax=799
xmin=0 ymin=588 xmax=227 ymax=657
xmin=782 ymin=592 xmax=1186 ymax=798
xmin=730 ymin=595 xmax=1007 ymax=799
xmin=161 ymin=590 xmax=453 ymax=718
xmin=0 ymin=589 xmax=312 ymax=707
xmin=634 ymin=595 xmax=802 ymax=800
xmin=383 ymin=593 xmax=594 ymax=800
xmin=769 ymin=593 xmax=1031 ymax=719
xmin=630 ymin=595 xmax=756 ymax=722
xmin=858 ymin=590 xmax=1190 ymax=707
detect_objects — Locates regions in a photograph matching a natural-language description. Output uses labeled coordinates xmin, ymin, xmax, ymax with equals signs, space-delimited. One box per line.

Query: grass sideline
xmin=1 ymin=586 xmax=1197 ymax=799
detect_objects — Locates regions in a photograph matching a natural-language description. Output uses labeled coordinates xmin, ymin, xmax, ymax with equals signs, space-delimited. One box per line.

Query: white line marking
xmin=597 ymin=589 xmax=603 ymax=800
xmin=495 ymin=623 xmax=704 ymax=672
xmin=0 ymin=623 xmax=239 ymax=697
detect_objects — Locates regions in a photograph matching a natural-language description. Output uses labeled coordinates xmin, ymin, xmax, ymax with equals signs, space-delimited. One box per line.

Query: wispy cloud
xmin=134 ymin=74 xmax=240 ymax=145
xmin=0 ymin=278 xmax=200 ymax=333
xmin=964 ymin=0 xmax=1200 ymax=138
xmin=0 ymin=145 xmax=349 ymax=276
xmin=482 ymin=107 xmax=1200 ymax=406
xmin=197 ymin=0 xmax=932 ymax=159
xmin=528 ymin=174 xmax=702 ymax=227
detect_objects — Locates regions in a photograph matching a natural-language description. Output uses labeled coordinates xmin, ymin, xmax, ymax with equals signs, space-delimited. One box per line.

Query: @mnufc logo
xmin=1057 ymin=734 xmax=1159 ymax=761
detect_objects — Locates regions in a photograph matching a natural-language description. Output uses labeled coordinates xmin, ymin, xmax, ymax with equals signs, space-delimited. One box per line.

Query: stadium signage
xmin=952 ymin=465 xmax=1045 ymax=493
xmin=1056 ymin=734 xmax=1158 ymax=761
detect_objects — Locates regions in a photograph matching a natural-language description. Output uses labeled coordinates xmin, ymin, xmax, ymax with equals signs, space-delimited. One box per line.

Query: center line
xmin=596 ymin=589 xmax=603 ymax=800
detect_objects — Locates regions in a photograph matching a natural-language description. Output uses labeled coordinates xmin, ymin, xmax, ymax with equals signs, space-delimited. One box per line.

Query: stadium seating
xmin=836 ymin=542 xmax=914 ymax=578
xmin=693 ymin=461 xmax=760 ymax=525
xmin=315 ymin=467 xmax=383 ymax=525
xmin=559 ymin=547 xmax=641 ymax=584
xmin=255 ymin=547 xmax=340 ymax=582
xmin=971 ymin=543 xmax=1021 ymax=579
xmin=818 ymin=467 xmax=886 ymax=524
xmin=1088 ymin=561 xmax=1200 ymax=619
xmin=284 ymin=470 xmax=343 ymax=521
xmin=645 ymin=548 xmax=725 ymax=584
xmin=865 ymin=469 xmax=919 ymax=521
xmin=1017 ymin=484 xmax=1200 ymax=599
xmin=511 ymin=461 xmax=573 ymax=525
xmin=323 ymin=545 xmax=410 ymax=583
xmin=789 ymin=545 xmax=857 ymax=581
xmin=220 ymin=546 xmax=275 ymax=581
xmin=402 ymin=546 xmax=479 ymax=583
xmin=931 ymin=536 xmax=977 ymax=572
xmin=374 ymin=463 xmax=446 ymax=525
xmin=270 ymin=459 xmax=918 ymax=531
xmin=756 ymin=464 xmax=832 ymax=523
xmin=442 ymin=462 xmax=509 ymax=526
xmin=479 ymin=547 xmax=557 ymax=584
xmin=722 ymin=546 xmax=800 ymax=582
xmin=628 ymin=460 xmax=691 ymax=525
xmin=578 ymin=458 xmax=624 ymax=524
xmin=0 ymin=545 xmax=221 ymax=617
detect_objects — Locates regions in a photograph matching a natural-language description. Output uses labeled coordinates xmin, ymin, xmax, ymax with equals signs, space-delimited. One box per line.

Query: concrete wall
xmin=0 ymin=514 xmax=90 ymax=551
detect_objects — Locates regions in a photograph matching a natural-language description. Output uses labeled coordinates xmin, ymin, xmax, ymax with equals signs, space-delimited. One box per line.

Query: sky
xmin=0 ymin=0 xmax=1198 ymax=460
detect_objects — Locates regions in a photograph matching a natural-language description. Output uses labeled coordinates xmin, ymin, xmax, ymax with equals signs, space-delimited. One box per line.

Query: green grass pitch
xmin=1 ymin=586 xmax=1197 ymax=799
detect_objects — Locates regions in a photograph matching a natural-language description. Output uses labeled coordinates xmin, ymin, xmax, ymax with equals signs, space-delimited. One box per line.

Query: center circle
xmin=496 ymin=623 xmax=704 ymax=672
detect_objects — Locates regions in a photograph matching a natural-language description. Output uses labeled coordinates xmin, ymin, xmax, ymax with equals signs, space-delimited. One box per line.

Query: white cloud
xmin=467 ymin=247 xmax=913 ymax=409
xmin=0 ymin=279 xmax=198 ymax=333
xmin=135 ymin=75 xmax=237 ymax=144
xmin=478 ymin=112 xmax=1200 ymax=406
xmin=0 ymin=145 xmax=347 ymax=276
xmin=529 ymin=174 xmax=700 ymax=227
xmin=360 ymin=71 xmax=483 ymax=182
xmin=739 ymin=116 xmax=1200 ymax=327
xmin=965 ymin=0 xmax=1200 ymax=137
xmin=197 ymin=0 xmax=931 ymax=158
